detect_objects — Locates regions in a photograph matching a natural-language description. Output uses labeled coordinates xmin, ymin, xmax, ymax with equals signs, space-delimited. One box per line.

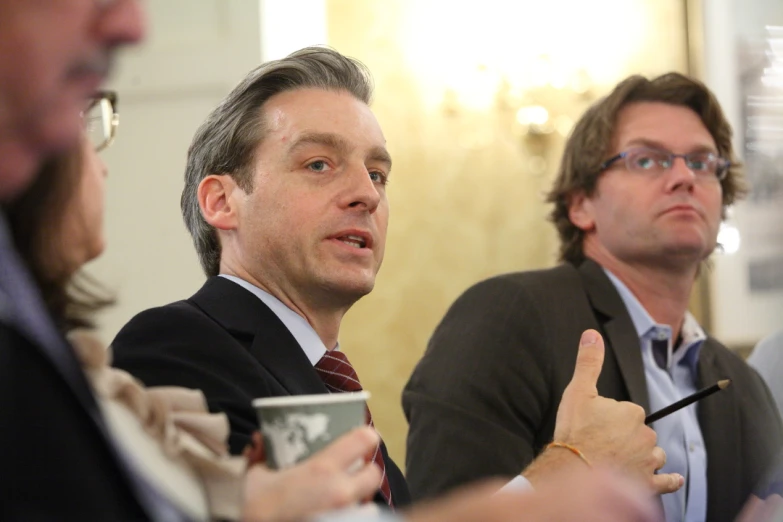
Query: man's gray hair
xmin=181 ymin=46 xmax=374 ymax=276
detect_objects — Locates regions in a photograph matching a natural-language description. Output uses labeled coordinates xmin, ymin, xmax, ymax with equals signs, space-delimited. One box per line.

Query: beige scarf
xmin=69 ymin=330 xmax=246 ymax=520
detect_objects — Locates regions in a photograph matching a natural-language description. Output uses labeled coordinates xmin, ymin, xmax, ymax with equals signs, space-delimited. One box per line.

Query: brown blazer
xmin=403 ymin=260 xmax=783 ymax=522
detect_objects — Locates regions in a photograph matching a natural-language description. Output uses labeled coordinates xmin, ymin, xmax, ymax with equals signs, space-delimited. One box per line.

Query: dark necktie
xmin=652 ymin=338 xmax=669 ymax=370
xmin=315 ymin=350 xmax=393 ymax=508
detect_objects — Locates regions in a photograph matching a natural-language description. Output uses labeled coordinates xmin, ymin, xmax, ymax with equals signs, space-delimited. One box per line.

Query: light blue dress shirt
xmin=220 ymin=274 xmax=332 ymax=359
xmin=604 ymin=269 xmax=707 ymax=522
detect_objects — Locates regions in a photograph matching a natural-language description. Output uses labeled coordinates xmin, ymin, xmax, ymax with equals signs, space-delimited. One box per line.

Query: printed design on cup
xmin=254 ymin=392 xmax=369 ymax=470
xmin=264 ymin=412 xmax=331 ymax=466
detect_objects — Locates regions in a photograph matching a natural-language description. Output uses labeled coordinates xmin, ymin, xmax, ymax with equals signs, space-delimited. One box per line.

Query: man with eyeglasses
xmin=404 ymin=72 xmax=783 ymax=522
xmin=0 ymin=0 xmax=162 ymax=518
xmin=0 ymin=1 xmax=144 ymax=198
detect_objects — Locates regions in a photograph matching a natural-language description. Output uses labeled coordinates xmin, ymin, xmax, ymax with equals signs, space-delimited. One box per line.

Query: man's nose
xmin=665 ymin=157 xmax=697 ymax=192
xmin=343 ymin=165 xmax=381 ymax=212
xmin=97 ymin=0 xmax=147 ymax=47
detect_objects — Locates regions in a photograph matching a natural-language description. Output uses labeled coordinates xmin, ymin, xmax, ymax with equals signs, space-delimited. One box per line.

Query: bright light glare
xmin=516 ymin=105 xmax=549 ymax=126
xmin=717 ymin=224 xmax=741 ymax=254
xmin=260 ymin=0 xmax=327 ymax=62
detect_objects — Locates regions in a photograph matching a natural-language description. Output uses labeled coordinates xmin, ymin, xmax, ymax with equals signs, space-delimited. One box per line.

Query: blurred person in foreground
xmin=0 ymin=1 xmax=166 ymax=518
xmin=111 ymin=45 xmax=678 ymax=517
xmin=0 ymin=0 xmax=142 ymax=196
xmin=404 ymin=72 xmax=783 ymax=522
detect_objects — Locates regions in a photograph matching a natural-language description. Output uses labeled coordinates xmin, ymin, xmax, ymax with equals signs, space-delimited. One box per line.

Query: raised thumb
xmin=566 ymin=329 xmax=605 ymax=397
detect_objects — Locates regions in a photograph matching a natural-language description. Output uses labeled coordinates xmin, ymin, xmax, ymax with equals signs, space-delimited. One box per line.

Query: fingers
xmin=349 ymin=460 xmax=384 ymax=502
xmin=737 ymin=494 xmax=783 ymax=522
xmin=736 ymin=495 xmax=767 ymax=522
xmin=651 ymin=446 xmax=666 ymax=472
xmin=311 ymin=426 xmax=380 ymax=469
xmin=761 ymin=494 xmax=783 ymax=521
xmin=565 ymin=329 xmax=605 ymax=397
xmin=243 ymin=431 xmax=266 ymax=467
xmin=651 ymin=472 xmax=684 ymax=494
xmin=649 ymin=447 xmax=682 ymax=494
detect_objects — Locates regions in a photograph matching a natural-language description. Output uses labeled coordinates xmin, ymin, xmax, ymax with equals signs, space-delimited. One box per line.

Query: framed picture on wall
xmin=691 ymin=0 xmax=783 ymax=349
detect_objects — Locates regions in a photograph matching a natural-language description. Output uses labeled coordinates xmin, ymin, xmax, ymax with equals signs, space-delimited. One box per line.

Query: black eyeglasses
xmin=599 ymin=146 xmax=730 ymax=181
xmin=83 ymin=90 xmax=118 ymax=152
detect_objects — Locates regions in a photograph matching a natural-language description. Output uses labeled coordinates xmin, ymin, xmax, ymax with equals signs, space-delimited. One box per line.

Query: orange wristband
xmin=546 ymin=441 xmax=591 ymax=467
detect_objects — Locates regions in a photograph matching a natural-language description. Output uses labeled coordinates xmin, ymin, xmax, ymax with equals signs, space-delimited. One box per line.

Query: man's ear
xmin=198 ymin=174 xmax=240 ymax=231
xmin=567 ymin=191 xmax=596 ymax=232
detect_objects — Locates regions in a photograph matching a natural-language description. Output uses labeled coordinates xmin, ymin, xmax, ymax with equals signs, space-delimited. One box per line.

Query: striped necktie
xmin=314 ymin=350 xmax=393 ymax=509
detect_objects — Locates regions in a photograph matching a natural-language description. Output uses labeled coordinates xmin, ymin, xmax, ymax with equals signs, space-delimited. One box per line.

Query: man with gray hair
xmin=112 ymin=46 xmax=680 ymax=515
xmin=114 ymin=46 xmax=410 ymax=508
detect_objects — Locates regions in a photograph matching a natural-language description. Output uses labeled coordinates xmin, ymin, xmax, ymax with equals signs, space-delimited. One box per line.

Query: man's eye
xmin=307 ymin=160 xmax=328 ymax=172
xmin=369 ymin=171 xmax=388 ymax=185
xmin=633 ymin=156 xmax=657 ymax=169
xmin=687 ymin=157 xmax=710 ymax=171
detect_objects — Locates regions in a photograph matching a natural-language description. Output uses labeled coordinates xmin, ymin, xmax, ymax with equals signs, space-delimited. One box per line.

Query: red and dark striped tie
xmin=314 ymin=350 xmax=393 ymax=509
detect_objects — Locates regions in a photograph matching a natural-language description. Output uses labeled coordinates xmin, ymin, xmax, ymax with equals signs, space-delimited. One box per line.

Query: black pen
xmin=645 ymin=379 xmax=731 ymax=425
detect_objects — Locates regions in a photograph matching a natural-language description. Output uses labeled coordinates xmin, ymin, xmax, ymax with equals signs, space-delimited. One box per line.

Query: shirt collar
xmin=218 ymin=274 xmax=331 ymax=366
xmin=603 ymin=267 xmax=706 ymax=375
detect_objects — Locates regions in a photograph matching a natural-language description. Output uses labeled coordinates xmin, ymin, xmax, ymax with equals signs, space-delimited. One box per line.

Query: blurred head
xmin=0 ymin=0 xmax=144 ymax=201
xmin=183 ymin=47 xmax=389 ymax=308
xmin=547 ymin=73 xmax=746 ymax=268
xmin=4 ymin=91 xmax=118 ymax=330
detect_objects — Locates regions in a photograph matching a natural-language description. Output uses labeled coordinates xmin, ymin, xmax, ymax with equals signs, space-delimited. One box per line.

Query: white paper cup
xmin=252 ymin=391 xmax=370 ymax=469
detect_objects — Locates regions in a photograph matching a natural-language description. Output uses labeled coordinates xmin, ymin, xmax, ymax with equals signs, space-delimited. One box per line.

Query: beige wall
xmin=326 ymin=0 xmax=689 ymax=468
xmin=94 ymin=0 xmax=263 ymax=344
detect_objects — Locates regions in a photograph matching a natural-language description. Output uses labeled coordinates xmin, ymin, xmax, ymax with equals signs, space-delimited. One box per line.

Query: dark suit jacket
xmin=112 ymin=276 xmax=411 ymax=508
xmin=403 ymin=260 xmax=783 ymax=522
xmin=0 ymin=321 xmax=150 ymax=520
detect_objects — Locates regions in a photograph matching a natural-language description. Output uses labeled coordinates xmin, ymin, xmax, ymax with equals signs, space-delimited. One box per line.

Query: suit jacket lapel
xmin=190 ymin=277 xmax=328 ymax=395
xmin=579 ymin=260 xmax=651 ymax=412
xmin=698 ymin=341 xmax=741 ymax=521
xmin=191 ymin=277 xmax=407 ymax=506
xmin=250 ymin=311 xmax=328 ymax=395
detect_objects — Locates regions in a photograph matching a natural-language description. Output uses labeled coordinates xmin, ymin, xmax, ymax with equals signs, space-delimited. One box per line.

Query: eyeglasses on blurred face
xmin=83 ymin=90 xmax=118 ymax=152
